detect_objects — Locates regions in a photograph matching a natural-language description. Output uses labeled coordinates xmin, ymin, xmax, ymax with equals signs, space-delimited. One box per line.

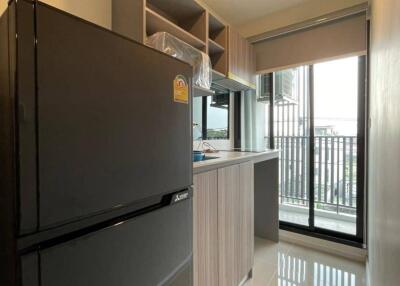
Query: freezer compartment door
xmin=32 ymin=3 xmax=192 ymax=229
xmin=33 ymin=199 xmax=192 ymax=286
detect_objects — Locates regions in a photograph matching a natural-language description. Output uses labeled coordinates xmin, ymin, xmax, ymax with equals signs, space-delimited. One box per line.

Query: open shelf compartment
xmin=146 ymin=7 xmax=206 ymax=50
xmin=208 ymin=38 xmax=225 ymax=54
xmin=207 ymin=12 xmax=228 ymax=75
xmin=146 ymin=0 xmax=207 ymax=48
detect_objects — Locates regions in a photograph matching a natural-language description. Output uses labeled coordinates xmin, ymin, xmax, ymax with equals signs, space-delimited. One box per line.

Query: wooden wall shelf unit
xmin=207 ymin=12 xmax=228 ymax=76
xmin=212 ymin=69 xmax=226 ymax=81
xmin=146 ymin=0 xmax=207 ymax=52
xmin=194 ymin=85 xmax=215 ymax=97
xmin=208 ymin=39 xmax=225 ymax=54
xmin=112 ymin=0 xmax=256 ymax=91
xmin=146 ymin=7 xmax=206 ymax=49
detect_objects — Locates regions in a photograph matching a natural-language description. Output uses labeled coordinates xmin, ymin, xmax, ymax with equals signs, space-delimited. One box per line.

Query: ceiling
xmin=200 ymin=0 xmax=312 ymax=27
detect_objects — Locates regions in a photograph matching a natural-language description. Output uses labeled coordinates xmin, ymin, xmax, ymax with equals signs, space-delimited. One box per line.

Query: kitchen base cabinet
xmin=238 ymin=161 xmax=254 ymax=282
xmin=218 ymin=164 xmax=241 ymax=286
xmin=193 ymin=170 xmax=219 ymax=286
xmin=193 ymin=162 xmax=254 ymax=286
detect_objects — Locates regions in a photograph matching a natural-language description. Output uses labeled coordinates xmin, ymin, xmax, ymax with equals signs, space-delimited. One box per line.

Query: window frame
xmin=201 ymin=94 xmax=230 ymax=140
xmin=266 ymin=56 xmax=367 ymax=247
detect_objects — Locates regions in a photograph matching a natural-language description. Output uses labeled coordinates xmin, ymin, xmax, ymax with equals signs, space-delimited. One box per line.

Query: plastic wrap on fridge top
xmin=146 ymin=32 xmax=212 ymax=89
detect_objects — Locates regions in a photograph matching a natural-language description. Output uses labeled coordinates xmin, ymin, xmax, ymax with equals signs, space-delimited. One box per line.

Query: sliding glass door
xmin=266 ymin=55 xmax=366 ymax=244
xmin=273 ymin=66 xmax=311 ymax=227
xmin=312 ymin=57 xmax=361 ymax=236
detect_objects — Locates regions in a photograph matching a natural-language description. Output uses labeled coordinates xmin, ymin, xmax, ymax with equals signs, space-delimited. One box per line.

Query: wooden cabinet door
xmin=193 ymin=170 xmax=219 ymax=286
xmin=218 ymin=162 xmax=254 ymax=286
xmin=218 ymin=164 xmax=241 ymax=286
xmin=228 ymin=27 xmax=256 ymax=88
xmin=238 ymin=161 xmax=254 ymax=283
xmin=196 ymin=162 xmax=254 ymax=286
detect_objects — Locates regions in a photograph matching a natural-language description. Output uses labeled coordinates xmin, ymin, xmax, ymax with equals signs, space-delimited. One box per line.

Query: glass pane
xmin=193 ymin=96 xmax=203 ymax=140
xmin=313 ymin=56 xmax=358 ymax=235
xmin=205 ymin=95 xmax=229 ymax=139
xmin=271 ymin=66 xmax=311 ymax=226
xmin=259 ymin=74 xmax=271 ymax=149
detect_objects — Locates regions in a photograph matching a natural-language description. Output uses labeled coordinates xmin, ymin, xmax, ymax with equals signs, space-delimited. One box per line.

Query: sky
xmin=313 ymin=56 xmax=359 ymax=136
xmin=206 ymin=96 xmax=229 ymax=129
xmin=193 ymin=96 xmax=229 ymax=130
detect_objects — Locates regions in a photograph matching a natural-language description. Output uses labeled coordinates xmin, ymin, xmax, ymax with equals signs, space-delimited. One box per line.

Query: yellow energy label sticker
xmin=173 ymin=75 xmax=189 ymax=104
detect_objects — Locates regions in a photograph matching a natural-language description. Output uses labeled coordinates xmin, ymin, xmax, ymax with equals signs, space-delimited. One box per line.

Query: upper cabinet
xmin=227 ymin=27 xmax=256 ymax=90
xmin=112 ymin=0 xmax=256 ymax=91
xmin=212 ymin=27 xmax=256 ymax=92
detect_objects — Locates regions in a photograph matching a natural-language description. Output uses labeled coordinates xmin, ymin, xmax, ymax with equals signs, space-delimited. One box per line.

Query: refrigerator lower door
xmin=23 ymin=199 xmax=192 ymax=286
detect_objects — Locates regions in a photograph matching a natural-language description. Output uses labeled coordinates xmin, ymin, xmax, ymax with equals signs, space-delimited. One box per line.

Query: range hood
xmin=211 ymin=70 xmax=256 ymax=95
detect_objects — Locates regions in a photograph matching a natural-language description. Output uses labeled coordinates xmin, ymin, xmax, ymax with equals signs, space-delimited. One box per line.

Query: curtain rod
xmin=248 ymin=2 xmax=369 ymax=44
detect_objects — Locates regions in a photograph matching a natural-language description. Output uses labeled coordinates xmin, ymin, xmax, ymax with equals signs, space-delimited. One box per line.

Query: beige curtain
xmin=253 ymin=13 xmax=367 ymax=73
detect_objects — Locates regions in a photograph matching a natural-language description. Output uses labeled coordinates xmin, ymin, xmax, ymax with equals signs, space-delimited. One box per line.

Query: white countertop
xmin=193 ymin=150 xmax=280 ymax=174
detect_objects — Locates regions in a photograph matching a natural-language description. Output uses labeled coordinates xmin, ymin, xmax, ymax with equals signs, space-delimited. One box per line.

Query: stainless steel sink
xmin=202 ymin=156 xmax=219 ymax=161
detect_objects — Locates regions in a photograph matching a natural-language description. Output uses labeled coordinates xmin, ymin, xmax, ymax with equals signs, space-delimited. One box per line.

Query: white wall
xmin=0 ymin=0 xmax=111 ymax=29
xmin=368 ymin=0 xmax=400 ymax=285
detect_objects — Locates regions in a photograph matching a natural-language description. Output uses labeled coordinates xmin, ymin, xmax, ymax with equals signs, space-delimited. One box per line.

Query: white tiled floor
xmin=279 ymin=210 xmax=357 ymax=235
xmin=247 ymin=237 xmax=366 ymax=286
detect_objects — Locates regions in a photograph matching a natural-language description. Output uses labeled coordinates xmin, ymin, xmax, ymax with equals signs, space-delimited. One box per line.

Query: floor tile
xmin=254 ymin=237 xmax=293 ymax=265
xmin=251 ymin=237 xmax=366 ymax=286
xmin=251 ymin=257 xmax=278 ymax=286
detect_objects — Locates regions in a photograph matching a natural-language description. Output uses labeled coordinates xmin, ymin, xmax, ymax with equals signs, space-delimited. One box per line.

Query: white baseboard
xmin=279 ymin=229 xmax=367 ymax=262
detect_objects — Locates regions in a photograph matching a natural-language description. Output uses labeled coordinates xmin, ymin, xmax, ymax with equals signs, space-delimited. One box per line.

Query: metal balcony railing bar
xmin=280 ymin=194 xmax=356 ymax=209
xmin=266 ymin=135 xmax=357 ymax=217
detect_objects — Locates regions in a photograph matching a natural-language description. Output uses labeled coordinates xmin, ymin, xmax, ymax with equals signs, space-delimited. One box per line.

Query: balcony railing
xmin=269 ymin=135 xmax=358 ymax=216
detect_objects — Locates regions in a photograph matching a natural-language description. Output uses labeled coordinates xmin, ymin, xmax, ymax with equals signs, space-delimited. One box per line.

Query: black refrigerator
xmin=0 ymin=1 xmax=193 ymax=285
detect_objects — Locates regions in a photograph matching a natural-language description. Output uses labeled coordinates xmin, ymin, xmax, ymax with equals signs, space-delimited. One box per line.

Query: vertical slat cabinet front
xmin=239 ymin=161 xmax=254 ymax=282
xmin=228 ymin=27 xmax=241 ymax=78
xmin=227 ymin=27 xmax=256 ymax=88
xmin=247 ymin=43 xmax=256 ymax=87
xmin=218 ymin=165 xmax=240 ymax=286
xmin=193 ymin=170 xmax=218 ymax=286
